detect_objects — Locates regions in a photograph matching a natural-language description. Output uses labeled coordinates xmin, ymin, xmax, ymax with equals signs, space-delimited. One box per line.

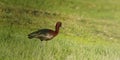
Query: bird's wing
xmin=28 ymin=29 xmax=54 ymax=39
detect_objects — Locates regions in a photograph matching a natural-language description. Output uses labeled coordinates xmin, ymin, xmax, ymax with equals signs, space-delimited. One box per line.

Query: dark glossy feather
xmin=28 ymin=22 xmax=62 ymax=41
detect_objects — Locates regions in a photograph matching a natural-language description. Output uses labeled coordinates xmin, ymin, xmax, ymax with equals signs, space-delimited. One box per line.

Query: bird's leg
xmin=40 ymin=41 xmax=45 ymax=60
xmin=43 ymin=41 xmax=48 ymax=60
xmin=40 ymin=41 xmax=43 ymax=60
xmin=41 ymin=41 xmax=46 ymax=60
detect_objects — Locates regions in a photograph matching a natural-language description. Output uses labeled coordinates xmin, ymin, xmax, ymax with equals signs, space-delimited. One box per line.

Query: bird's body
xmin=28 ymin=22 xmax=62 ymax=41
xmin=28 ymin=29 xmax=57 ymax=41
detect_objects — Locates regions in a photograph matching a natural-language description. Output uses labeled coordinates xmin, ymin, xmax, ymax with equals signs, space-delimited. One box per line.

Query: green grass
xmin=0 ymin=0 xmax=120 ymax=60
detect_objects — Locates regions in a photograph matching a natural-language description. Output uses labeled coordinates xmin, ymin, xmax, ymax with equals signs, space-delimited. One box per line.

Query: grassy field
xmin=0 ymin=0 xmax=120 ymax=60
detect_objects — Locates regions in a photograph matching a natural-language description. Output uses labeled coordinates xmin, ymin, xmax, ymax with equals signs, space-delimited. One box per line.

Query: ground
xmin=0 ymin=0 xmax=120 ymax=60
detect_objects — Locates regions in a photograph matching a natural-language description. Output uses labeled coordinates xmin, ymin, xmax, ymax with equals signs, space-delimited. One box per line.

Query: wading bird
xmin=28 ymin=22 xmax=62 ymax=41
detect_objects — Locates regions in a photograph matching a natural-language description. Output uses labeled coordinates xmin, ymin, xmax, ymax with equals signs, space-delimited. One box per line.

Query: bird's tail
xmin=28 ymin=32 xmax=38 ymax=39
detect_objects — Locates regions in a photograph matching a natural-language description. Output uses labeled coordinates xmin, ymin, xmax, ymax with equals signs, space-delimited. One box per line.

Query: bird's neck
xmin=55 ymin=26 xmax=60 ymax=34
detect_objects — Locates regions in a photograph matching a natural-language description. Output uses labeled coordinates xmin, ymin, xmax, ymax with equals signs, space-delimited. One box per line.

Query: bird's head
xmin=56 ymin=21 xmax=62 ymax=28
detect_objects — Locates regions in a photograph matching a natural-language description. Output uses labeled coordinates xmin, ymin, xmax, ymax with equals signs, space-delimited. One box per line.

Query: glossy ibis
xmin=28 ymin=22 xmax=62 ymax=41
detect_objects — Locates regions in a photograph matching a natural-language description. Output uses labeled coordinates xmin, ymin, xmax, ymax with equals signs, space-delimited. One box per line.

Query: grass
xmin=0 ymin=0 xmax=120 ymax=60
